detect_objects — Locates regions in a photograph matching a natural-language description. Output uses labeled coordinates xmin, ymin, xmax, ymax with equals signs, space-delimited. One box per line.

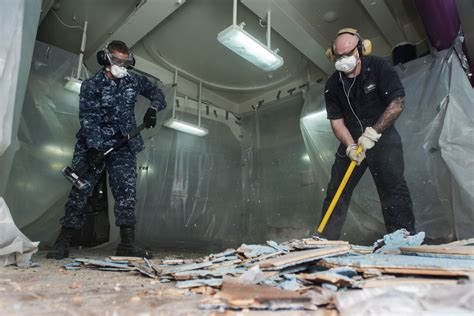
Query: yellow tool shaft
xmin=317 ymin=146 xmax=362 ymax=234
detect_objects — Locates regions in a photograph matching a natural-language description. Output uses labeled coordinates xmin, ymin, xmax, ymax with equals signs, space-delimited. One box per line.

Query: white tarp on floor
xmin=0 ymin=0 xmax=40 ymax=267
xmin=0 ymin=197 xmax=39 ymax=267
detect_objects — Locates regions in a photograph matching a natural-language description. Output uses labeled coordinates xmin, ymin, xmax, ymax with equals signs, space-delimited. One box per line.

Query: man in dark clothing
xmin=47 ymin=40 xmax=166 ymax=259
xmin=319 ymin=28 xmax=416 ymax=240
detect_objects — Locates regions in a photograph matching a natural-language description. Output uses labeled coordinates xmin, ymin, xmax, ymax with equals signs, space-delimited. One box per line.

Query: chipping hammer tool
xmin=61 ymin=123 xmax=146 ymax=190
xmin=316 ymin=145 xmax=363 ymax=235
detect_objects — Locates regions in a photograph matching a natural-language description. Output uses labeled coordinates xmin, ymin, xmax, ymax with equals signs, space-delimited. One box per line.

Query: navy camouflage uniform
xmin=60 ymin=70 xmax=166 ymax=229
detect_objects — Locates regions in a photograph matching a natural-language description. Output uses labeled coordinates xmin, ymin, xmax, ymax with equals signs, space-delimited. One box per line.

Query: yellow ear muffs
xmin=326 ymin=48 xmax=336 ymax=62
xmin=326 ymin=28 xmax=372 ymax=61
xmin=360 ymin=39 xmax=372 ymax=56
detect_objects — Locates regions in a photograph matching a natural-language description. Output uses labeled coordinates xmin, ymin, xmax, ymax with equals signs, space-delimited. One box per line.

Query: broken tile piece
xmin=173 ymin=267 xmax=244 ymax=280
xmin=215 ymin=277 xmax=311 ymax=310
xmin=74 ymin=258 xmax=133 ymax=270
xmin=400 ymin=245 xmax=474 ymax=259
xmin=321 ymin=254 xmax=474 ymax=276
xmin=176 ymin=278 xmax=223 ymax=289
xmin=266 ymin=241 xmax=290 ymax=253
xmin=237 ymin=244 xmax=277 ymax=258
xmin=259 ymin=246 xmax=350 ymax=270
xmin=374 ymin=229 xmax=425 ymax=253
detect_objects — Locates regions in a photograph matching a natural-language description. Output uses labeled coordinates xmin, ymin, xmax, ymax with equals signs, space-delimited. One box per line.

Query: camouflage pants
xmin=60 ymin=141 xmax=137 ymax=229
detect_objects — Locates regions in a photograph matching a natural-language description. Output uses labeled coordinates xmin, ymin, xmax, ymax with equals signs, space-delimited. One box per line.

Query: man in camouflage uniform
xmin=47 ymin=40 xmax=166 ymax=259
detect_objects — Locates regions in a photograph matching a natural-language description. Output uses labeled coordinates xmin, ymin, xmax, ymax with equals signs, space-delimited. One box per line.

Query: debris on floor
xmin=63 ymin=229 xmax=474 ymax=313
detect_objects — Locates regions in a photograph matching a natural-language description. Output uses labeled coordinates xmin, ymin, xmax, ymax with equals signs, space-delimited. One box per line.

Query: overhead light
xmin=217 ymin=0 xmax=283 ymax=72
xmin=64 ymin=20 xmax=88 ymax=94
xmin=164 ymin=118 xmax=208 ymax=136
xmin=64 ymin=76 xmax=82 ymax=94
xmin=163 ymin=71 xmax=208 ymax=137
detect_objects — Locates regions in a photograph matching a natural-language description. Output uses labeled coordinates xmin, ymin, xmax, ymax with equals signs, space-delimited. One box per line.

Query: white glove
xmin=358 ymin=127 xmax=381 ymax=151
xmin=346 ymin=143 xmax=365 ymax=165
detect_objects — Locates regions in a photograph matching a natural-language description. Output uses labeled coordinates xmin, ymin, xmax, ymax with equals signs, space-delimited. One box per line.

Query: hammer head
xmin=61 ymin=166 xmax=89 ymax=190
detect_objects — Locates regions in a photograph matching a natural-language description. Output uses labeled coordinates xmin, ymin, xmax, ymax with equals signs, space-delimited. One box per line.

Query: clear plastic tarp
xmin=0 ymin=0 xmax=23 ymax=155
xmin=301 ymin=49 xmax=474 ymax=244
xmin=2 ymin=41 xmax=473 ymax=251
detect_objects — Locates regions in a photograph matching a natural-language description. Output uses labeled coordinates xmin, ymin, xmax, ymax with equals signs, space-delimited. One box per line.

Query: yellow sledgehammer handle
xmin=317 ymin=145 xmax=363 ymax=234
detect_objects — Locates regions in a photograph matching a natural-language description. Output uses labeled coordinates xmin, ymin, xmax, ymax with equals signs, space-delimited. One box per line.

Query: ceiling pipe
xmin=414 ymin=0 xmax=473 ymax=85
xmin=232 ymin=0 xmax=237 ymax=26
xmin=76 ymin=20 xmax=88 ymax=79
xmin=414 ymin=0 xmax=460 ymax=51
xmin=172 ymin=69 xmax=178 ymax=119
xmin=266 ymin=11 xmax=271 ymax=49
xmin=198 ymin=81 xmax=202 ymax=127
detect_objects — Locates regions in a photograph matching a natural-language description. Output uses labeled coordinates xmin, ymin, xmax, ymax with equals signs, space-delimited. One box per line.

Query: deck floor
xmin=0 ymin=249 xmax=330 ymax=315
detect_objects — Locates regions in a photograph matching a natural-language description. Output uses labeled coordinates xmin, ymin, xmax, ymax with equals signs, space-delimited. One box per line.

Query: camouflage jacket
xmin=76 ymin=70 xmax=166 ymax=154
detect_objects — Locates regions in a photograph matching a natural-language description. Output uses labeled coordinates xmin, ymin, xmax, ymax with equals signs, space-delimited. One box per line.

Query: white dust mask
xmin=335 ymin=55 xmax=357 ymax=73
xmin=110 ymin=64 xmax=129 ymax=78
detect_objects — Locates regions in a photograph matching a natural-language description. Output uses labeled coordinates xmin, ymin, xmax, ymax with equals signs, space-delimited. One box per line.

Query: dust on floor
xmin=0 ymin=249 xmax=329 ymax=316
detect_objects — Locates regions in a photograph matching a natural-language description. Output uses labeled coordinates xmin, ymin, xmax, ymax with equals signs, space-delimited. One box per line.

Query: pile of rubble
xmin=67 ymin=230 xmax=474 ymax=314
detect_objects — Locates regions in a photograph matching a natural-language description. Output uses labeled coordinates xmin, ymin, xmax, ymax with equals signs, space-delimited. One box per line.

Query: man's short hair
xmin=107 ymin=40 xmax=129 ymax=54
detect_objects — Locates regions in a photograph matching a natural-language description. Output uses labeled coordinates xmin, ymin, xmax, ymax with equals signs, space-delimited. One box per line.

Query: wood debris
xmin=319 ymin=254 xmax=474 ymax=276
xmin=400 ymin=245 xmax=474 ymax=258
xmin=258 ymin=245 xmax=350 ymax=270
xmin=63 ymin=230 xmax=473 ymax=312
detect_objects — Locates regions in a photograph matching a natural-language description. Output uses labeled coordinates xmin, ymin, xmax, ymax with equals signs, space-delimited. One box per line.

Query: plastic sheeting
xmin=3 ymin=41 xmax=317 ymax=249
xmin=137 ymin=93 xmax=316 ymax=248
xmin=0 ymin=197 xmax=39 ymax=267
xmin=4 ymin=40 xmax=473 ymax=251
xmin=2 ymin=41 xmax=174 ymax=247
xmin=0 ymin=0 xmax=41 ymax=267
xmin=239 ymin=96 xmax=319 ymax=243
xmin=0 ymin=0 xmax=24 ymax=155
xmin=301 ymin=49 xmax=474 ymax=243
xmin=335 ymin=283 xmax=474 ymax=316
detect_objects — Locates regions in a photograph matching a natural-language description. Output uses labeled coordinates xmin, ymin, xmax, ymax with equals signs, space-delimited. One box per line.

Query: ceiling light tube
xmin=163 ymin=118 xmax=208 ymax=136
xmin=217 ymin=0 xmax=283 ymax=72
xmin=64 ymin=77 xmax=83 ymax=94
xmin=217 ymin=24 xmax=284 ymax=72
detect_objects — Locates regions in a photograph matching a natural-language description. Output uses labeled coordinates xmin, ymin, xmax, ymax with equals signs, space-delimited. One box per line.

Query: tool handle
xmin=317 ymin=145 xmax=363 ymax=234
xmin=75 ymin=123 xmax=147 ymax=176
xmin=101 ymin=123 xmax=147 ymax=158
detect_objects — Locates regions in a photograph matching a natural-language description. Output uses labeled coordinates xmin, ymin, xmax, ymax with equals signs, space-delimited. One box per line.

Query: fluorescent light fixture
xmin=302 ymin=154 xmax=311 ymax=162
xmin=164 ymin=118 xmax=208 ymax=136
xmin=217 ymin=24 xmax=284 ymax=72
xmin=64 ymin=76 xmax=82 ymax=94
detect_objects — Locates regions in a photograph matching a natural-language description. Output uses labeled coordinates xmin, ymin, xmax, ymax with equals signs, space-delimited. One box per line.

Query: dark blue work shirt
xmin=76 ymin=70 xmax=166 ymax=153
xmin=324 ymin=55 xmax=405 ymax=135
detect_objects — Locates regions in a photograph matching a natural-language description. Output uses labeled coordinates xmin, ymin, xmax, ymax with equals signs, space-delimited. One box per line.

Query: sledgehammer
xmin=316 ymin=145 xmax=363 ymax=234
xmin=61 ymin=123 xmax=146 ymax=190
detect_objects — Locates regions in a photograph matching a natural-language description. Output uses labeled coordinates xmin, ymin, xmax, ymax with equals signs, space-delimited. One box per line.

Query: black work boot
xmin=116 ymin=225 xmax=153 ymax=259
xmin=46 ymin=227 xmax=76 ymax=260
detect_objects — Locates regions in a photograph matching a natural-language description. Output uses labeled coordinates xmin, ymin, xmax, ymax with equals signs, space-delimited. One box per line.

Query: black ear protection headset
xmin=325 ymin=28 xmax=372 ymax=62
xmin=96 ymin=41 xmax=136 ymax=69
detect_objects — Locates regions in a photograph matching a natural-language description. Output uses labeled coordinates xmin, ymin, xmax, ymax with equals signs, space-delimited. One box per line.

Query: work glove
xmin=86 ymin=148 xmax=103 ymax=168
xmin=143 ymin=107 xmax=157 ymax=128
xmin=357 ymin=127 xmax=381 ymax=152
xmin=346 ymin=143 xmax=365 ymax=165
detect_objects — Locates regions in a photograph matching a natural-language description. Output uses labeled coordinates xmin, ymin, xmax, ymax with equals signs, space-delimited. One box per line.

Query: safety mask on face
xmin=110 ymin=64 xmax=129 ymax=78
xmin=335 ymin=55 xmax=357 ymax=73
